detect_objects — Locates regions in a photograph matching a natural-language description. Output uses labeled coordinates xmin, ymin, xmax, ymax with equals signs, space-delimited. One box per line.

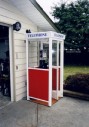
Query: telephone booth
xmin=26 ymin=31 xmax=65 ymax=106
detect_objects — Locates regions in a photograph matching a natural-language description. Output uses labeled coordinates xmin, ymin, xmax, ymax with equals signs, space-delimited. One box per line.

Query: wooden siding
xmin=0 ymin=0 xmax=38 ymax=101
xmin=28 ymin=42 xmax=38 ymax=67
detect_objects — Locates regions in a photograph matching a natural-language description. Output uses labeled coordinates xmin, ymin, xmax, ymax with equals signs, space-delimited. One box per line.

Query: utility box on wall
xmin=26 ymin=31 xmax=65 ymax=106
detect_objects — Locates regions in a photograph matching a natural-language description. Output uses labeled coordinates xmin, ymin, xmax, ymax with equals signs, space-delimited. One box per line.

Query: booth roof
xmin=8 ymin=0 xmax=59 ymax=32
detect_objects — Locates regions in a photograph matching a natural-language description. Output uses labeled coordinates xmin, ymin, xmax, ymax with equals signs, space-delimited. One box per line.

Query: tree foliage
xmin=52 ymin=0 xmax=89 ymax=52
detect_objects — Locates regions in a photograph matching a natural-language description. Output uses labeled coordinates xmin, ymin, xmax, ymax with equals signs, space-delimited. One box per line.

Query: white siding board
xmin=16 ymin=70 xmax=26 ymax=78
xmin=16 ymin=87 xmax=27 ymax=96
xmin=28 ymin=42 xmax=38 ymax=67
xmin=14 ymin=40 xmax=26 ymax=47
xmin=29 ymin=52 xmax=37 ymax=57
xmin=29 ymin=42 xmax=38 ymax=47
xmin=16 ymin=82 xmax=26 ymax=90
xmin=29 ymin=57 xmax=37 ymax=62
xmin=15 ymin=64 xmax=26 ymax=71
xmin=15 ymin=59 xmax=26 ymax=65
xmin=0 ymin=15 xmax=16 ymax=25
xmin=15 ymin=46 xmax=26 ymax=53
xmin=14 ymin=33 xmax=26 ymax=40
xmin=15 ymin=53 xmax=26 ymax=59
xmin=21 ymin=23 xmax=37 ymax=32
xmin=16 ymin=76 xmax=26 ymax=84
xmin=29 ymin=62 xmax=38 ymax=66
xmin=29 ymin=48 xmax=37 ymax=53
xmin=16 ymin=92 xmax=26 ymax=101
xmin=19 ymin=64 xmax=26 ymax=71
xmin=14 ymin=28 xmax=27 ymax=35
xmin=28 ymin=63 xmax=38 ymax=67
xmin=0 ymin=0 xmax=38 ymax=101
xmin=29 ymin=56 xmax=38 ymax=59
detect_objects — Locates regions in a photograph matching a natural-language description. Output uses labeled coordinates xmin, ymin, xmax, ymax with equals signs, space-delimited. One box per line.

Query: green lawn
xmin=64 ymin=65 xmax=89 ymax=80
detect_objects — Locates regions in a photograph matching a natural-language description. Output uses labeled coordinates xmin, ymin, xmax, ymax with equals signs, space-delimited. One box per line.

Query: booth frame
xmin=26 ymin=31 xmax=65 ymax=106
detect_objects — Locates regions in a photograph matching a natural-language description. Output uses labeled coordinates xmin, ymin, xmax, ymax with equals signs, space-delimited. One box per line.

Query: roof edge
xmin=29 ymin=0 xmax=59 ymax=32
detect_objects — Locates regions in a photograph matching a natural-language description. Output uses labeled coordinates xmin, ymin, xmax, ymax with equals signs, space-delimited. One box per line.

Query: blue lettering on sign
xmin=28 ymin=33 xmax=47 ymax=38
xmin=54 ymin=33 xmax=64 ymax=38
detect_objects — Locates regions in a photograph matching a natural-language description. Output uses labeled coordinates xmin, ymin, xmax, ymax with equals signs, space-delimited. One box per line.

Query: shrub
xmin=64 ymin=73 xmax=89 ymax=94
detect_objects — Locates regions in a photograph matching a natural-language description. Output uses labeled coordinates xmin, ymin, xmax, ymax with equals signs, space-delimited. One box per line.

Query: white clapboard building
xmin=0 ymin=0 xmax=59 ymax=102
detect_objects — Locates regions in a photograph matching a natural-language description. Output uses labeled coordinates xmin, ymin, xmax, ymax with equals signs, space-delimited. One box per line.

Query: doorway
xmin=0 ymin=24 xmax=11 ymax=107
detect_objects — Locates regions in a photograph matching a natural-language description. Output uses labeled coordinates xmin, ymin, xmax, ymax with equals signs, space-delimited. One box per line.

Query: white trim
xmin=40 ymin=42 xmax=43 ymax=50
xmin=29 ymin=96 xmax=48 ymax=103
xmin=26 ymin=36 xmax=29 ymax=100
xmin=49 ymin=38 xmax=52 ymax=106
xmin=0 ymin=23 xmax=10 ymax=27
xmin=28 ymin=67 xmax=49 ymax=71
xmin=9 ymin=26 xmax=14 ymax=101
xmin=60 ymin=41 xmax=64 ymax=97
xmin=52 ymin=66 xmax=60 ymax=68
xmin=57 ymin=41 xmax=59 ymax=100
xmin=37 ymin=41 xmax=40 ymax=66
xmin=0 ymin=23 xmax=14 ymax=101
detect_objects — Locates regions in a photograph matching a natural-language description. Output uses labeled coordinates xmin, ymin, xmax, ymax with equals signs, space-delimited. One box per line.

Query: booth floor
xmin=30 ymin=98 xmax=60 ymax=106
xmin=0 ymin=97 xmax=89 ymax=127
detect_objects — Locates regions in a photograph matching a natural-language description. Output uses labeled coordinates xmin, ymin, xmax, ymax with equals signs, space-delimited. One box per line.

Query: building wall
xmin=0 ymin=0 xmax=38 ymax=101
xmin=28 ymin=42 xmax=38 ymax=67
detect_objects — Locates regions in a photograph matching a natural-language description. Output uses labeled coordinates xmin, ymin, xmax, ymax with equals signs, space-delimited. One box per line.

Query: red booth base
xmin=28 ymin=68 xmax=61 ymax=106
xmin=28 ymin=68 xmax=49 ymax=101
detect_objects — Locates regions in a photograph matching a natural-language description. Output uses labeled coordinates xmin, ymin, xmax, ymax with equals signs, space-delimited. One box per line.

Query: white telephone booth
xmin=26 ymin=31 xmax=65 ymax=106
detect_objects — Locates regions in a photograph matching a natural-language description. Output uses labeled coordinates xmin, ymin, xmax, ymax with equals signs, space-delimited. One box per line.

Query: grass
xmin=64 ymin=65 xmax=89 ymax=80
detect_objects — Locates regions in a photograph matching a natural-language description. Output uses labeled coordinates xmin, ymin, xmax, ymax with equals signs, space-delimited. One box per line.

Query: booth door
xmin=52 ymin=41 xmax=61 ymax=100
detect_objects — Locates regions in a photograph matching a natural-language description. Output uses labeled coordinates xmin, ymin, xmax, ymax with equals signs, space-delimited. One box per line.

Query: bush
xmin=64 ymin=73 xmax=89 ymax=94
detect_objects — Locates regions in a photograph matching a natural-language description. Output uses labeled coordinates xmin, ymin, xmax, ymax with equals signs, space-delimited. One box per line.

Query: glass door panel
xmin=52 ymin=41 xmax=57 ymax=99
xmin=58 ymin=43 xmax=60 ymax=92
xmin=52 ymin=42 xmax=57 ymax=66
